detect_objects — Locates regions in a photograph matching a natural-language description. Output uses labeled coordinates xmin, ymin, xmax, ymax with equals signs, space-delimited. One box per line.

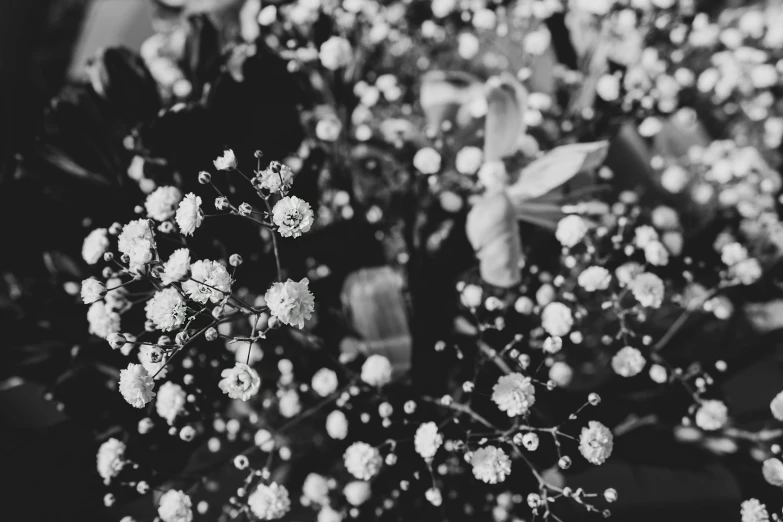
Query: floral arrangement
xmin=9 ymin=0 xmax=783 ymax=521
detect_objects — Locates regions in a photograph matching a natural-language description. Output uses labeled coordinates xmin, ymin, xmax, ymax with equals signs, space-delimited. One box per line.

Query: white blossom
xmin=213 ymin=150 xmax=237 ymax=171
xmin=83 ymin=228 xmax=110 ymax=264
xmin=492 ymin=373 xmax=536 ymax=416
xmin=695 ymin=400 xmax=728 ymax=431
xmin=343 ymin=481 xmax=371 ymax=506
xmin=272 ymin=196 xmax=314 ymax=238
xmin=219 ymin=362 xmax=261 ymax=401
xmin=248 ymin=483 xmax=291 ymax=520
xmin=319 ymin=37 xmax=352 ymax=70
xmin=596 ymin=74 xmax=620 ymax=101
xmin=279 ymin=389 xmax=302 ymax=418
xmin=762 ymin=458 xmax=783 ymax=486
xmin=87 ymin=301 xmax=121 ymax=339
xmin=158 ymin=490 xmax=192 ymax=522
xmin=302 ymin=473 xmax=330 ymax=506
xmin=97 ymin=438 xmax=125 ymax=485
xmin=644 ymin=240 xmax=669 ymax=266
xmin=118 ymin=219 xmax=155 ymax=270
xmin=139 ymin=345 xmax=168 ymax=380
xmin=631 ymin=272 xmax=664 ymax=308
xmin=414 ymin=422 xmax=443 ymax=459
xmin=145 ymin=288 xmax=187 ymax=331
xmin=175 ymin=193 xmax=203 ymax=236
xmin=264 ymin=277 xmax=315 ymax=329
xmin=183 ymin=259 xmax=231 ymax=304
xmin=578 ymin=266 xmax=611 ymax=292
xmin=312 ymin=368 xmax=338 ymax=397
xmin=318 ymin=506 xmax=343 ymax=522
xmin=119 ymin=363 xmax=156 ymax=408
xmin=257 ymin=162 xmax=294 ymax=194
xmin=326 ymin=410 xmax=348 ymax=440
xmin=541 ymin=302 xmax=573 ymax=337
xmin=81 ymin=277 xmax=105 ymax=304
xmin=579 ymin=421 xmax=614 ymax=465
xmin=611 ymin=346 xmax=646 ymax=377
xmin=361 ymin=354 xmax=393 ymax=387
xmin=615 ymin=262 xmax=643 ymax=286
xmin=555 ymin=215 xmax=588 ymax=247
xmin=455 ymin=146 xmax=483 ymax=175
xmin=634 ymin=225 xmax=659 ymax=248
xmin=471 ymin=446 xmax=511 ymax=484
xmin=732 ymin=258 xmax=762 ymax=285
xmin=344 ymin=442 xmax=382 ymax=480
xmin=771 ymin=391 xmax=783 ymax=421
xmin=741 ymin=499 xmax=769 ymax=522
xmin=477 ymin=161 xmax=509 ymax=192
xmin=156 ymin=381 xmax=186 ymax=424
xmin=413 ymin=147 xmax=442 ymax=175
xmin=145 ymin=186 xmax=182 ymax=221
xmin=161 ymin=248 xmax=190 ymax=285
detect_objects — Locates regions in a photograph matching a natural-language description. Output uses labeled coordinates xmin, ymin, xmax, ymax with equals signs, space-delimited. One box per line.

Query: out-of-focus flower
xmin=361 ymin=354 xmax=393 ymax=387
xmin=83 ymin=228 xmax=109 ymax=265
xmin=541 ymin=302 xmax=573 ymax=337
xmin=312 ymin=368 xmax=338 ymax=397
xmin=326 ymin=410 xmax=348 ymax=439
xmin=87 ymin=301 xmax=121 ymax=339
xmin=319 ymin=37 xmax=352 ymax=70
xmin=248 ymin=482 xmax=290 ymax=520
xmin=456 ymin=146 xmax=484 ymax=175
xmin=161 ymin=248 xmax=190 ymax=285
xmin=578 ymin=266 xmax=611 ymax=292
xmin=740 ymin=499 xmax=769 ymax=522
xmin=631 ymin=273 xmax=664 ymax=308
xmin=97 ymin=438 xmax=125 ymax=485
xmin=413 ymin=147 xmax=441 ymax=175
xmin=278 ymin=389 xmax=301 ymax=418
xmin=158 ymin=490 xmax=192 ymax=522
xmin=145 ymin=186 xmax=182 ymax=221
xmin=612 ymin=346 xmax=646 ymax=377
xmin=762 ymin=458 xmax=783 ymax=486
xmin=81 ymin=278 xmax=105 ymax=304
xmin=303 ymin=473 xmax=330 ymax=506
xmin=556 ymin=215 xmax=588 ymax=247
xmin=414 ymin=422 xmax=443 ymax=459
xmin=156 ymin=382 xmax=186 ymax=424
xmin=343 ymin=481 xmax=371 ymax=506
xmin=770 ymin=391 xmax=783 ymax=421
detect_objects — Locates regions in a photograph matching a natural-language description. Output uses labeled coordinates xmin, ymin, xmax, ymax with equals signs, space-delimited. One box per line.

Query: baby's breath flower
xmin=81 ymin=277 xmax=105 ymax=304
xmin=326 ymin=410 xmax=348 ymax=440
xmin=175 ymin=193 xmax=203 ymax=236
xmin=615 ymin=262 xmax=643 ymax=287
xmin=344 ymin=442 xmax=382 ymax=480
xmin=631 ymin=272 xmax=664 ymax=308
xmin=578 ymin=266 xmax=611 ymax=292
xmin=213 ymin=150 xmax=237 ymax=171
xmin=343 ymin=481 xmax=371 ymax=506
xmin=695 ymin=400 xmax=728 ymax=431
xmin=770 ymin=391 xmax=783 ymax=421
xmin=145 ymin=288 xmax=187 ymax=331
xmin=279 ymin=389 xmax=301 ymax=418
xmin=272 ymin=196 xmax=314 ymax=238
xmin=611 ymin=346 xmax=646 ymax=377
xmin=139 ymin=345 xmax=167 ymax=379
xmin=87 ymin=301 xmax=121 ymax=339
xmin=319 ymin=36 xmax=352 ymax=70
xmin=302 ymin=473 xmax=330 ymax=506
xmin=541 ymin=302 xmax=573 ymax=337
xmin=492 ymin=373 xmax=536 ymax=416
xmin=156 ymin=381 xmax=187 ymax=424
xmin=248 ymin=483 xmax=291 ymax=520
xmin=83 ymin=228 xmax=110 ymax=265
xmin=264 ymin=278 xmax=315 ymax=329
xmin=312 ymin=368 xmax=338 ymax=397
xmin=455 ymin=146 xmax=483 ymax=175
xmin=471 ymin=446 xmax=511 ymax=484
xmin=413 ymin=147 xmax=442 ymax=175
xmin=634 ymin=225 xmax=659 ymax=248
xmin=732 ymin=258 xmax=762 ymax=285
xmin=740 ymin=499 xmax=769 ymax=522
xmin=361 ymin=354 xmax=393 ymax=387
xmin=218 ymin=362 xmax=261 ymax=401
xmin=97 ymin=438 xmax=125 ymax=484
xmin=161 ymin=248 xmax=190 ymax=285
xmin=644 ymin=240 xmax=669 ymax=266
xmin=145 ymin=186 xmax=182 ymax=221
xmin=257 ymin=161 xmax=294 ymax=193
xmin=158 ymin=490 xmax=192 ymax=522
xmin=579 ymin=421 xmax=614 ymax=465
xmin=183 ymin=260 xmax=231 ymax=304
xmin=119 ymin=363 xmax=156 ymax=408
xmin=414 ymin=422 xmax=443 ymax=459
xmin=721 ymin=242 xmax=748 ymax=266
xmin=555 ymin=215 xmax=588 ymax=248
xmin=762 ymin=458 xmax=783 ymax=486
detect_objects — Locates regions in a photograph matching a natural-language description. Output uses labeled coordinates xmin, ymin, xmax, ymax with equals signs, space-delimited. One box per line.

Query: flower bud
xmin=136 ymin=481 xmax=149 ymax=494
xmin=180 ymin=426 xmax=196 ymax=441
xmin=254 ymin=150 xmax=264 ymax=159
xmin=175 ymin=331 xmax=189 ymax=346
xmin=527 ymin=493 xmax=541 ymax=508
xmin=558 ymin=456 xmax=572 ymax=469
xmin=107 ymin=332 xmax=127 ymax=350
xmin=109 ymin=222 xmax=122 ymax=235
xmin=102 ymin=267 xmax=114 ymax=279
xmin=103 ymin=252 xmax=114 ymax=262
xmin=215 ymin=196 xmax=230 ymax=211
xmin=234 ymin=455 xmax=249 ymax=470
xmin=268 ymin=316 xmax=280 ymax=329
xmin=138 ymin=417 xmax=154 ymax=434
xmin=205 ymin=327 xmax=218 ymax=341
xmin=385 ymin=453 xmax=397 ymax=465
xmin=198 ymin=171 xmax=212 ymax=184
xmin=588 ymin=393 xmax=601 ymax=406
xmin=229 ymin=254 xmax=243 ymax=267
xmin=604 ymin=488 xmax=618 ymax=503
xmin=238 ymin=203 xmax=253 ymax=216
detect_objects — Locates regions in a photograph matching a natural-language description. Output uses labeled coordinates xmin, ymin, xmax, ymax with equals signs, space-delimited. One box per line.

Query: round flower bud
xmin=514 ymin=296 xmax=534 ymax=314
xmin=461 ymin=284 xmax=483 ymax=308
xmin=198 ymin=171 xmax=211 ymax=184
xmin=215 ymin=197 xmax=230 ymax=211
xmin=234 ymin=455 xmax=249 ymax=470
xmin=527 ymin=493 xmax=541 ymax=508
xmin=175 ymin=331 xmax=189 ymax=346
xmin=108 ymin=332 xmax=127 ymax=350
xmin=103 ymin=252 xmax=114 ymax=262
xmin=180 ymin=426 xmax=196 ymax=441
xmin=588 ymin=393 xmax=601 ymax=406
xmin=205 ymin=327 xmax=218 ymax=341
xmin=604 ymin=488 xmax=618 ymax=503
xmin=558 ymin=456 xmax=572 ymax=469
xmin=229 ymin=254 xmax=243 ymax=267
xmin=425 ymin=487 xmax=442 ymax=506
xmin=522 ymin=432 xmax=539 ymax=451
xmin=138 ymin=417 xmax=154 ymax=434
xmin=238 ymin=203 xmax=253 ymax=216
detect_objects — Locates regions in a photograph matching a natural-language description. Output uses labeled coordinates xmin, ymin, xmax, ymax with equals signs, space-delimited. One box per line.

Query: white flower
xmin=579 ymin=421 xmax=613 ymax=465
xmin=361 ymin=354 xmax=393 ymax=387
xmin=631 ymin=272 xmax=664 ymax=308
xmin=326 ymin=410 xmax=348 ymax=440
xmin=145 ymin=186 xmax=182 ymax=221
xmin=695 ymin=400 xmax=728 ymax=431
xmin=413 ymin=147 xmax=442 ymax=175
xmin=272 ymin=196 xmax=314 ymax=238
xmin=312 ymin=368 xmax=338 ymax=397
xmin=651 ymin=206 xmax=680 ymax=230
xmin=477 ymin=161 xmax=509 ymax=192
xmin=555 ymin=215 xmax=588 ymax=247
xmin=254 ymin=429 xmax=275 ymax=451
xmin=458 ymin=32 xmax=480 ymax=59
xmin=87 ymin=301 xmax=121 ymax=339
xmin=219 ymin=362 xmax=261 ymax=401
xmin=343 ymin=481 xmax=371 ymax=506
xmin=175 ymin=193 xmax=203 ymax=236
xmin=732 ymin=258 xmax=762 ymax=285
xmin=118 ymin=219 xmax=155 ymax=269
xmin=119 ymin=363 xmax=156 ymax=408
xmin=302 ymin=473 xmax=330 ymax=506
xmin=97 ymin=438 xmax=125 ymax=484
xmin=83 ymin=228 xmax=109 ymax=264
xmin=318 ymin=506 xmax=343 ymax=522
xmin=158 ymin=490 xmax=192 ymax=522
xmin=573 ymin=0 xmax=612 ymax=15
xmin=139 ymin=345 xmax=168 ymax=380
xmin=264 ymin=277 xmax=315 ymax=328
xmin=492 ymin=373 xmax=536 ymax=416
xmin=649 ymin=364 xmax=668 ymax=383
xmin=549 ymin=361 xmax=573 ymax=387
xmin=721 ymin=242 xmax=748 ymax=266
xmin=612 ymin=346 xmax=646 ymax=377
xmin=344 ymin=442 xmax=382 ymax=480
xmin=615 ymin=262 xmax=643 ymax=287
xmin=213 ymin=149 xmax=237 ymax=171
xmin=578 ymin=266 xmax=611 ymax=292
xmin=596 ymin=74 xmax=620 ymax=101
xmin=471 ymin=446 xmax=511 ymax=484
xmin=524 ymin=27 xmax=551 ymax=55
xmin=541 ymin=302 xmax=573 ymax=337
xmin=183 ymin=259 xmax=231 ymax=304
xmin=460 ymin=284 xmax=483 ymax=308
xmin=762 ymin=458 xmax=783 ymax=486
xmin=156 ymin=381 xmax=186 ymax=424
xmin=644 ymin=241 xmax=669 ymax=266
xmin=414 ymin=422 xmax=443 ymax=460
xmin=145 ymin=288 xmax=187 ymax=331
xmin=257 ymin=161 xmax=294 ymax=194
xmin=161 ymin=248 xmax=190 ymax=285
xmin=455 ymin=146 xmax=483 ymax=175
xmin=316 ymin=116 xmax=342 ymax=142
xmin=129 ymin=238 xmax=154 ymax=268
xmin=771 ymin=391 xmax=783 ymax=421
xmin=431 ymin=0 xmax=456 ymax=17
xmin=279 ymin=389 xmax=301 ymax=417
xmin=81 ymin=278 xmax=105 ymax=304
xmin=634 ymin=225 xmax=659 ymax=248
xmin=248 ymin=482 xmax=291 ymax=520
xmin=472 ymin=8 xmax=496 ymax=29
xmin=741 ymin=499 xmax=769 ymax=522
xmin=319 ymin=36 xmax=352 ymax=70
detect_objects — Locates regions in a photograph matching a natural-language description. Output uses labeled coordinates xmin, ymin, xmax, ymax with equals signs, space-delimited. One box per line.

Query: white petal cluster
xmin=248 ymin=482 xmax=291 ymax=520
xmin=361 ymin=354 xmax=393 ymax=387
xmin=145 ymin=288 xmax=187 ymax=331
xmin=96 ymin=438 xmax=125 ymax=484
xmin=158 ymin=489 xmax=193 ymax=522
xmin=343 ymin=442 xmax=382 ymax=480
xmin=555 ymin=215 xmax=588 ymax=248
xmin=413 ymin=147 xmax=442 ymax=175
xmin=740 ymin=499 xmax=769 ymax=522
xmin=265 ymin=277 xmax=315 ymax=329
xmin=578 ymin=266 xmax=611 ymax=292
xmin=87 ymin=301 xmax=121 ymax=339
xmin=578 ymin=421 xmax=614 ymax=465
xmin=218 ymin=362 xmax=261 ymax=401
xmin=279 ymin=389 xmax=302 ymax=418
xmin=161 ymin=248 xmax=190 ymax=285
xmin=183 ymin=260 xmax=231 ymax=303
xmin=257 ymin=161 xmax=294 ymax=193
xmin=541 ymin=302 xmax=573 ymax=337
xmin=118 ymin=219 xmax=155 ymax=270
xmin=762 ymin=458 xmax=783 ymax=486
xmin=302 ymin=473 xmax=330 ymax=506
xmin=414 ymin=422 xmax=443 ymax=460
xmin=343 ymin=481 xmax=371 ymax=506
xmin=119 ymin=363 xmax=156 ymax=408
xmin=771 ymin=391 xmax=783 ymax=421
xmin=455 ymin=146 xmax=483 ymax=175
xmin=326 ymin=410 xmax=348 ymax=440
xmin=492 ymin=373 xmax=536 ymax=416
xmin=145 ymin=186 xmax=182 ymax=221
xmin=175 ymin=193 xmax=203 ymax=236
xmin=631 ymin=272 xmax=664 ymax=308
xmin=82 ymin=228 xmax=109 ymax=264
xmin=213 ymin=149 xmax=237 ymax=171
xmin=311 ymin=368 xmax=338 ymax=397
xmin=695 ymin=400 xmax=728 ymax=431
xmin=272 ymin=196 xmax=314 ymax=238
xmin=471 ymin=446 xmax=512 ymax=484
xmin=319 ymin=36 xmax=352 ymax=70
xmin=139 ymin=345 xmax=167 ymax=380
xmin=611 ymin=346 xmax=646 ymax=377
xmin=81 ymin=277 xmax=105 ymax=304
xmin=156 ymin=381 xmax=187 ymax=424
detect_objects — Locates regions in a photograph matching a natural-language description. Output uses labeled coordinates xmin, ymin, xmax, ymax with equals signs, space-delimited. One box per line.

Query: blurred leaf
xmin=466 ymin=191 xmax=522 ymax=288
xmin=483 ymin=73 xmax=527 ymax=162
